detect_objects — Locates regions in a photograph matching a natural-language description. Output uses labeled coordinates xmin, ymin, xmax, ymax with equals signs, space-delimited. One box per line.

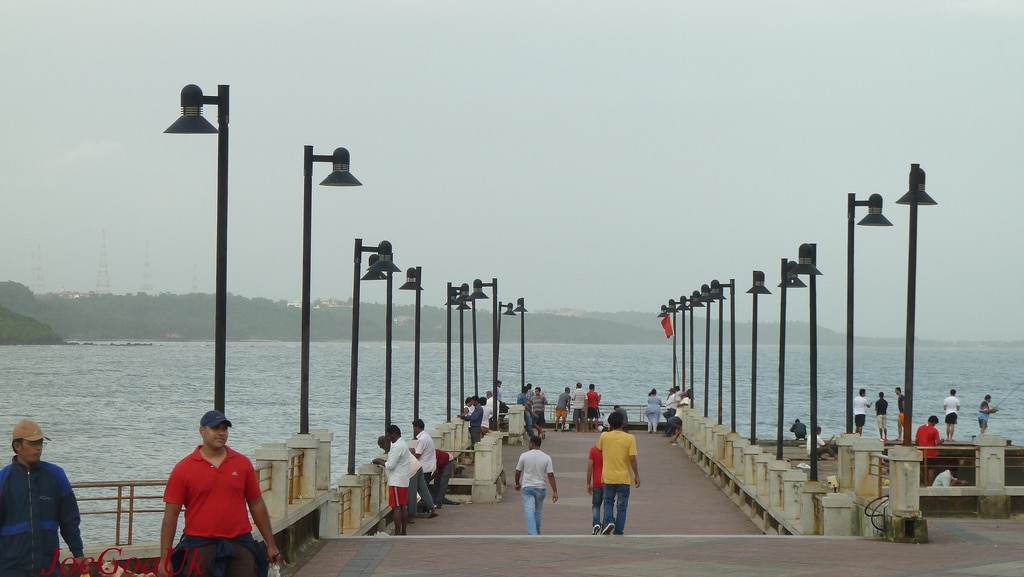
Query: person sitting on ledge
xmin=932 ymin=467 xmax=969 ymax=487
xmin=807 ymin=426 xmax=837 ymax=459
xmin=790 ymin=419 xmax=807 ymax=440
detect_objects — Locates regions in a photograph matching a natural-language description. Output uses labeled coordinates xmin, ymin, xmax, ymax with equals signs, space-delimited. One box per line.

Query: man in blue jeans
xmin=514 ymin=435 xmax=558 ymax=535
xmin=596 ymin=411 xmax=640 ymax=535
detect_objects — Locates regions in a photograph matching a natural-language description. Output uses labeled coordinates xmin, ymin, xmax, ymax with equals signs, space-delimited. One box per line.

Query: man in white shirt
xmin=514 ymin=435 xmax=558 ymax=535
xmin=481 ymin=395 xmax=494 ymax=435
xmin=932 ymin=468 xmax=968 ymax=487
xmin=372 ymin=425 xmax=410 ymax=535
xmin=942 ymin=389 xmax=960 ymax=441
xmin=852 ymin=389 xmax=872 ymax=436
xmin=571 ymin=382 xmax=587 ymax=433
xmin=411 ymin=419 xmax=438 ymax=517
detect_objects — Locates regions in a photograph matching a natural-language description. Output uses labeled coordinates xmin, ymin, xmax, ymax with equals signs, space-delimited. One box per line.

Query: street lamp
xmin=458 ymin=283 xmax=469 ymax=405
xmin=399 ymin=266 xmax=423 ymax=421
xmin=897 ymin=163 xmax=936 ymax=445
xmin=846 ymin=192 xmax=893 ymax=433
xmin=298 ymin=146 xmax=361 ymax=434
xmin=469 ymin=278 xmax=501 ymax=432
xmin=711 ymin=279 xmax=736 ymax=431
xmin=701 ymin=283 xmax=712 ymax=419
xmin=776 ymin=260 xmax=806 ymax=460
xmin=514 ymin=298 xmax=527 ymax=397
xmin=165 ymin=83 xmax=229 ymax=412
xmin=794 ymin=243 xmax=823 ymax=481
xmin=689 ymin=290 xmax=704 ymax=406
xmin=746 ymin=271 xmax=771 ymax=445
xmin=445 ymin=284 xmax=469 ymax=421
xmin=347 ymin=239 xmax=399 ymax=475
xmin=469 ymin=279 xmax=484 ymax=396
xmin=673 ymin=297 xmax=689 ymax=395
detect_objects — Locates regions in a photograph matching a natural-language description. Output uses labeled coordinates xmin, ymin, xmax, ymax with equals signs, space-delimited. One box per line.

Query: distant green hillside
xmin=0 ymin=301 xmax=63 ymax=345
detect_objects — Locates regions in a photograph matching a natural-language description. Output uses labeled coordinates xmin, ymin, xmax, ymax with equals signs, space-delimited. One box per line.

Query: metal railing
xmin=74 ymin=480 xmax=166 ymax=546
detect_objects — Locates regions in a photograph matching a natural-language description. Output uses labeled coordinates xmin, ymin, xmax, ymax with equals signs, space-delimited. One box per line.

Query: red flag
xmin=660 ymin=314 xmax=673 ymax=338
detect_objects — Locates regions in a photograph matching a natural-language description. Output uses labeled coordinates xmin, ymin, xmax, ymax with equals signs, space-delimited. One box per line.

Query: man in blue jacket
xmin=0 ymin=419 xmax=86 ymax=577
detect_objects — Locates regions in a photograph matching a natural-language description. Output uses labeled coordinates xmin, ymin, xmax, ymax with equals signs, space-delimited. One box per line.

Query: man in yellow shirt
xmin=595 ymin=411 xmax=640 ymax=535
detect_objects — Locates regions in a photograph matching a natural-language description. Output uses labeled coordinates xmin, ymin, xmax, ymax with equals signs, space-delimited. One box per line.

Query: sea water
xmin=1 ymin=341 xmax=1020 ymax=540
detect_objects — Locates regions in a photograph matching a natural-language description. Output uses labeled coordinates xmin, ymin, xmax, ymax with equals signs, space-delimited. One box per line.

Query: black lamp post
xmin=444 ymin=283 xmax=457 ymax=421
xmin=165 ymin=84 xmax=229 ymax=413
xmin=897 ymin=163 xmax=936 ymax=445
xmin=710 ymin=279 xmax=736 ymax=430
xmin=298 ymin=146 xmax=361 ymax=434
xmin=515 ymin=298 xmax=527 ymax=394
xmin=794 ymin=243 xmax=823 ymax=481
xmin=700 ymin=284 xmax=713 ymax=419
xmin=776 ymin=260 xmax=806 ymax=460
xmin=675 ymin=297 xmax=689 ymax=395
xmin=747 ymin=271 xmax=771 ymax=445
xmin=468 ymin=278 xmax=501 ymax=432
xmin=399 ymin=266 xmax=423 ymax=421
xmin=689 ymin=290 xmax=703 ymax=406
xmin=458 ymin=283 xmax=469 ymax=407
xmin=469 ymin=279 xmax=484 ymax=396
xmin=846 ymin=193 xmax=893 ymax=433
xmin=347 ymin=239 xmax=399 ymax=475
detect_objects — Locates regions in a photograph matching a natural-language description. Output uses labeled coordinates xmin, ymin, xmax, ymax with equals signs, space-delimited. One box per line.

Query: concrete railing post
xmin=507 ymin=405 xmax=525 ymax=445
xmin=754 ymin=453 xmax=772 ymax=498
xmin=742 ymin=445 xmax=762 ymax=486
xmin=782 ymin=470 xmax=806 ymax=522
xmin=768 ymin=460 xmax=789 ymax=509
xmin=836 ymin=433 xmax=857 ymax=491
xmin=309 ymin=429 xmax=333 ymax=492
xmin=886 ymin=446 xmax=923 ymax=517
xmin=254 ymin=442 xmax=290 ymax=519
xmin=800 ymin=481 xmax=828 ymax=535
xmin=976 ymin=435 xmax=1006 ymax=490
xmin=851 ymin=437 xmax=884 ymax=499
xmin=820 ymin=492 xmax=855 ymax=536
xmin=286 ymin=434 xmax=319 ymax=500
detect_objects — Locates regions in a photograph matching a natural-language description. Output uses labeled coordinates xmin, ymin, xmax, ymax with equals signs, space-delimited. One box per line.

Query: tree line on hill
xmin=1 ymin=281 xmax=1018 ymax=347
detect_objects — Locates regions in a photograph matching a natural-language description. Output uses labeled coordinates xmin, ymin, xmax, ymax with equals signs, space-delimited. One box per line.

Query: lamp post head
xmin=514 ymin=297 xmax=527 ymax=313
xmin=897 ymin=163 xmax=937 ymax=206
xmin=503 ymin=302 xmax=517 ymax=316
xmin=747 ymin=270 xmax=772 ymax=295
xmin=165 ymin=84 xmax=218 ymax=134
xmin=468 ymin=279 xmax=489 ymax=300
xmin=320 ymin=147 xmax=362 ymax=186
xmin=366 ymin=241 xmax=400 ymax=275
xmin=690 ymin=290 xmax=705 ymax=308
xmin=658 ymin=305 xmax=668 ymax=318
xmin=399 ymin=267 xmax=422 ymax=291
xmin=666 ymin=299 xmax=679 ymax=313
xmin=779 ymin=260 xmax=808 ymax=288
xmin=710 ymin=280 xmax=726 ymax=301
xmin=445 ymin=284 xmax=461 ymax=306
xmin=361 ymin=255 xmax=386 ymax=280
xmin=793 ymin=243 xmax=822 ymax=276
xmin=457 ymin=283 xmax=471 ymax=310
xmin=700 ymin=284 xmax=712 ymax=303
xmin=858 ymin=193 xmax=893 ymax=226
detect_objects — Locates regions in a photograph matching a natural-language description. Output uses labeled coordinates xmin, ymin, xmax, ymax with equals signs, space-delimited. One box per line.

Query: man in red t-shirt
xmin=586 ymin=383 xmax=602 ymax=432
xmin=586 ymin=444 xmax=606 ymax=534
xmin=159 ymin=411 xmax=280 ymax=577
xmin=915 ymin=415 xmax=942 ymax=486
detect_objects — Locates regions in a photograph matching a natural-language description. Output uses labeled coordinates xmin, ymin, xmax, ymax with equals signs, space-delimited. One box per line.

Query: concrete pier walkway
xmin=290 ymin=428 xmax=1024 ymax=577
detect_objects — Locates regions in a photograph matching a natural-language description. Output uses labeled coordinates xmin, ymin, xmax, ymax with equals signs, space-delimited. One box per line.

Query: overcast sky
xmin=2 ymin=1 xmax=1022 ymax=341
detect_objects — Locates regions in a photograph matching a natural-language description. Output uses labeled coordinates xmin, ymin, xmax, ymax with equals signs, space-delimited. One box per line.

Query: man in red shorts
xmin=372 ymin=425 xmax=411 ymax=535
xmin=159 ymin=410 xmax=280 ymax=577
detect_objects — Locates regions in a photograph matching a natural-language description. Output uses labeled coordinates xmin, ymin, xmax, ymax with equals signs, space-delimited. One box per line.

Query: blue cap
xmin=200 ymin=410 xmax=232 ymax=428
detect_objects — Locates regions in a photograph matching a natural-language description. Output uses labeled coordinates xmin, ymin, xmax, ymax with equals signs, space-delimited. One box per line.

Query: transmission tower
xmin=96 ymin=231 xmax=111 ymax=295
xmin=140 ymin=241 xmax=154 ymax=294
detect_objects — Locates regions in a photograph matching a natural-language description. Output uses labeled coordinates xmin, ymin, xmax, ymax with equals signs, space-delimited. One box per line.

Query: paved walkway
xmin=290 ymin=428 xmax=1024 ymax=577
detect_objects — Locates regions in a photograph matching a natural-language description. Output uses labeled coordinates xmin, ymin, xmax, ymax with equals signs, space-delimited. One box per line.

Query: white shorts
xmin=876 ymin=414 xmax=887 ymax=429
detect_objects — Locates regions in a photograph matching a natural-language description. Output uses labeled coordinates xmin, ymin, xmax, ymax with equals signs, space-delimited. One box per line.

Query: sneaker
xmin=882 ymin=437 xmax=889 ymax=442
xmin=602 ymin=522 xmax=615 ymax=535
xmin=592 ymin=524 xmax=601 ymax=535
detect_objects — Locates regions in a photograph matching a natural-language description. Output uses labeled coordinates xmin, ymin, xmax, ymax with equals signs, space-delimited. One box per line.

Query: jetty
xmin=70 ymin=405 xmax=1024 ymax=576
